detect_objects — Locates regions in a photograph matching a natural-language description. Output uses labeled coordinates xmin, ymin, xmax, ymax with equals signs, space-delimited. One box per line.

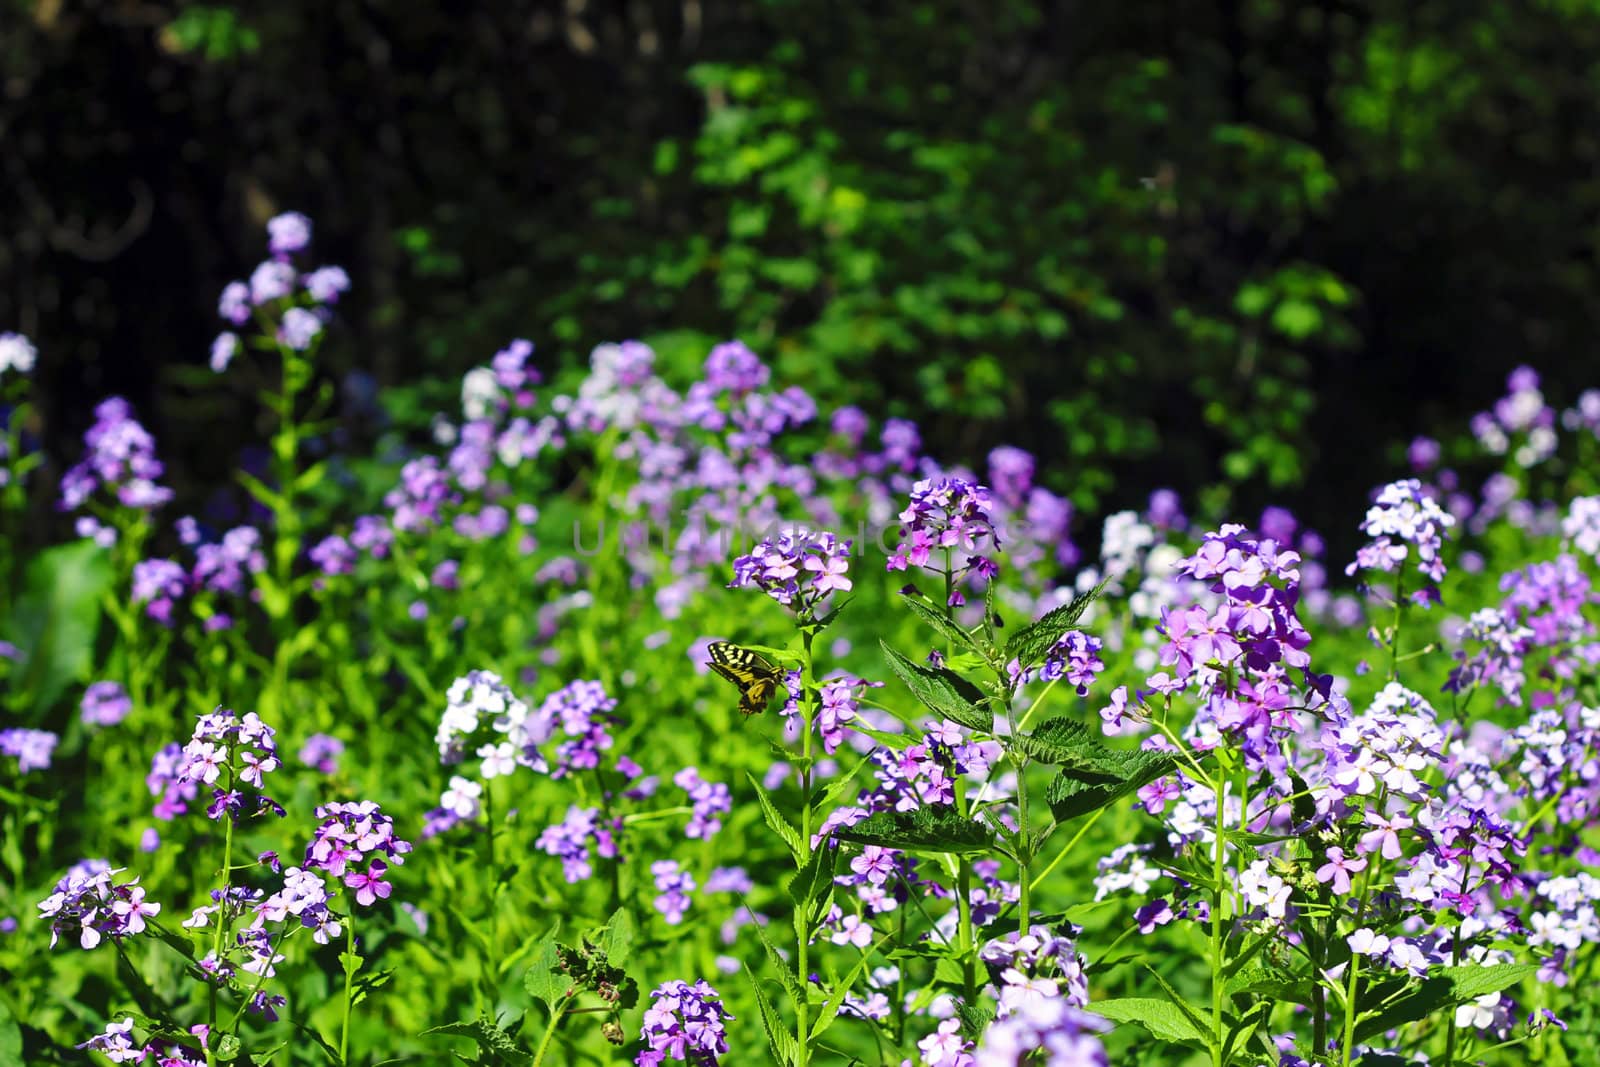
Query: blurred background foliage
xmin=3 ymin=0 xmax=1599 ymax=558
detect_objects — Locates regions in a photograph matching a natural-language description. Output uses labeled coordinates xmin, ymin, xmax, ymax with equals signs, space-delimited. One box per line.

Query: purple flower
xmin=38 ymin=863 xmax=161 ymax=950
xmin=266 ymin=211 xmax=312 ymax=256
xmin=309 ymin=534 xmax=357 ymax=576
xmin=731 ymin=528 xmax=853 ymax=616
xmin=674 ymin=767 xmax=732 ymax=840
xmin=344 ymin=860 xmax=393 ymax=907
xmin=59 ymin=397 xmax=173 ymax=515
xmin=305 ymin=802 xmax=412 ymax=897
xmin=1313 ymin=847 xmax=1367 ymax=895
xmin=303 ymin=265 xmax=350 ymax=303
xmin=888 ymin=477 xmax=1001 ymax=601
xmin=250 ymin=259 xmax=297 ymax=304
xmin=298 ymin=733 xmax=344 ymax=774
xmin=636 ymin=979 xmax=733 ymax=1066
xmin=277 ymin=307 xmax=323 ymax=351
xmin=0 ymin=332 xmax=37 ymax=375
xmin=210 ymin=332 xmax=238 ymax=372
xmin=1036 ymin=631 xmax=1104 ymax=695
xmin=974 ymin=996 xmax=1109 ymax=1067
xmin=536 ymin=804 xmax=617 ymax=883
xmin=81 ymin=681 xmax=132 ymax=728
xmin=651 ymin=860 xmax=696 ymax=924
xmin=1346 ymin=479 xmax=1455 ymax=587
xmin=218 ymin=281 xmax=251 ymax=325
xmin=0 ymin=728 xmax=58 ymax=773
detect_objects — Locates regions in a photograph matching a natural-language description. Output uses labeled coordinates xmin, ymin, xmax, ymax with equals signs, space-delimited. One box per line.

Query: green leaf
xmin=1143 ymin=965 xmax=1219 ymax=1050
xmin=422 ymin=1017 xmax=532 ymax=1064
xmin=832 ymin=806 xmax=996 ymax=856
xmin=1090 ymin=997 xmax=1211 ymax=1046
xmin=1355 ymin=963 xmax=1538 ymax=1043
xmin=899 ymin=594 xmax=983 ymax=656
xmin=5 ymin=540 xmax=113 ymax=713
xmin=1044 ymin=747 xmax=1184 ymax=823
xmin=786 ymin=842 xmax=838 ymax=923
xmin=1004 ymin=581 xmax=1106 ymax=671
xmin=811 ymin=947 xmax=882 ymax=1042
xmin=879 ymin=640 xmax=992 ymax=731
xmin=747 ymin=772 xmax=805 ymax=863
xmin=0 ymin=1001 xmax=21 ymax=1064
xmin=1226 ymin=963 xmax=1312 ymax=1006
xmin=597 ymin=907 xmax=635 ymax=969
xmin=521 ymin=928 xmax=569 ymax=1013
xmin=746 ymin=969 xmax=798 ymax=1067
xmin=741 ymin=892 xmax=803 ymax=1000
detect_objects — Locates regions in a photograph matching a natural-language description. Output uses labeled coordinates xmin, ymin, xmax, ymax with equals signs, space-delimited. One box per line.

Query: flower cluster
xmin=38 ymin=860 xmax=161 ymax=950
xmin=635 ymin=979 xmax=733 ymax=1066
xmin=212 ymin=211 xmax=348 ymax=367
xmin=174 ymin=709 xmax=284 ymax=823
xmin=0 ymin=331 xmax=37 ymax=376
xmin=304 ymin=801 xmax=411 ymax=906
xmin=1 ymin=727 xmax=58 ymax=774
xmin=58 ymin=397 xmax=173 ymax=521
xmin=731 ymin=528 xmax=853 ymax=616
xmin=888 ymin=477 xmax=1002 ymax=605
xmin=80 ymin=680 xmax=132 ymax=728
xmin=1347 ymin=478 xmax=1456 ymax=601
xmin=675 ymin=767 xmax=731 ymax=839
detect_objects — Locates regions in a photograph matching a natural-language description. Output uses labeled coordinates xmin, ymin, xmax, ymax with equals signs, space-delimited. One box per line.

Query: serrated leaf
xmin=1226 ymin=964 xmax=1312 ymax=1005
xmin=1045 ymin=749 xmax=1183 ymax=823
xmin=748 ymin=772 xmax=805 ymax=862
xmin=1005 ymin=581 xmax=1107 ymax=670
xmin=832 ymin=806 xmax=996 ymax=856
xmin=1090 ymin=997 xmax=1211 ymax=1046
xmin=879 ymin=640 xmax=992 ymax=731
xmin=422 ymin=1018 xmax=532 ymax=1064
xmin=955 ymin=999 xmax=997 ymax=1039
xmin=1143 ymin=965 xmax=1219 ymax=1050
xmin=786 ymin=842 xmax=838 ymax=920
xmin=597 ymin=907 xmax=635 ymax=969
xmin=1354 ymin=963 xmax=1538 ymax=1043
xmin=811 ymin=946 xmax=882 ymax=1042
xmin=746 ymin=969 xmax=798 ymax=1067
xmin=740 ymin=892 xmax=802 ymax=1000
xmin=900 ymin=594 xmax=983 ymax=656
xmin=521 ymin=929 xmax=568 ymax=1013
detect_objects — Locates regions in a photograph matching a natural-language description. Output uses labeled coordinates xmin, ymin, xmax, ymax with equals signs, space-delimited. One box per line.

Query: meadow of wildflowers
xmin=3 ymin=215 xmax=1600 ymax=1066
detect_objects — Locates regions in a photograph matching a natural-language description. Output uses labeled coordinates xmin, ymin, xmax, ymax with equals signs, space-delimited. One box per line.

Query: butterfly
xmin=705 ymin=641 xmax=784 ymax=716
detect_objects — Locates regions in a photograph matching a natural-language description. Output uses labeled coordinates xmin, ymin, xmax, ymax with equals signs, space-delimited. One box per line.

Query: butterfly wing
xmin=706 ymin=642 xmax=782 ymax=716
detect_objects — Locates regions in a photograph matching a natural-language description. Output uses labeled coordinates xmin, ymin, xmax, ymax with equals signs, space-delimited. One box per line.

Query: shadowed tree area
xmin=4 ymin=0 xmax=1598 ymax=553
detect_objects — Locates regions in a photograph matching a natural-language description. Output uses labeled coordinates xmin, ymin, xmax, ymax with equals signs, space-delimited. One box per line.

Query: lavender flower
xmin=298 ymin=733 xmax=344 ymax=774
xmin=675 ymin=767 xmax=732 ymax=839
xmin=635 ymin=979 xmax=733 ymax=1066
xmin=58 ymin=397 xmax=173 ymax=514
xmin=0 ymin=728 xmax=58 ymax=773
xmin=651 ymin=860 xmax=696 ymax=924
xmin=303 ymin=801 xmax=412 ymax=906
xmin=0 ymin=332 xmax=37 ymax=375
xmin=266 ymin=211 xmax=313 ymax=256
xmin=81 ymin=681 xmax=132 ymax=728
xmin=1347 ymin=479 xmax=1456 ymax=595
xmin=38 ymin=863 xmax=161 ymax=950
xmin=730 ymin=528 xmax=853 ymax=616
xmin=888 ymin=477 xmax=1001 ymax=605
xmin=973 ymin=996 xmax=1109 ymax=1067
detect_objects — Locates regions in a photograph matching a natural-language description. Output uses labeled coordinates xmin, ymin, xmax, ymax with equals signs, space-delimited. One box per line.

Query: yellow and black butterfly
xmin=705 ymin=641 xmax=784 ymax=716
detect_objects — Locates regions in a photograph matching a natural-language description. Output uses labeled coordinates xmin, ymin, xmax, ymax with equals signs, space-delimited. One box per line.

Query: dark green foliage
xmin=7 ymin=2 xmax=1600 ymax=552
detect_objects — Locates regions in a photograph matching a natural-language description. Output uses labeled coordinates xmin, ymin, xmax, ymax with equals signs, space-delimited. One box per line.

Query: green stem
xmin=530 ymin=995 xmax=573 ymax=1067
xmin=1210 ymin=769 xmax=1227 ymax=1067
xmin=339 ymin=914 xmax=357 ymax=1065
xmin=205 ymin=767 xmax=238 ymax=1067
xmin=795 ymin=627 xmax=818 ymax=1067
